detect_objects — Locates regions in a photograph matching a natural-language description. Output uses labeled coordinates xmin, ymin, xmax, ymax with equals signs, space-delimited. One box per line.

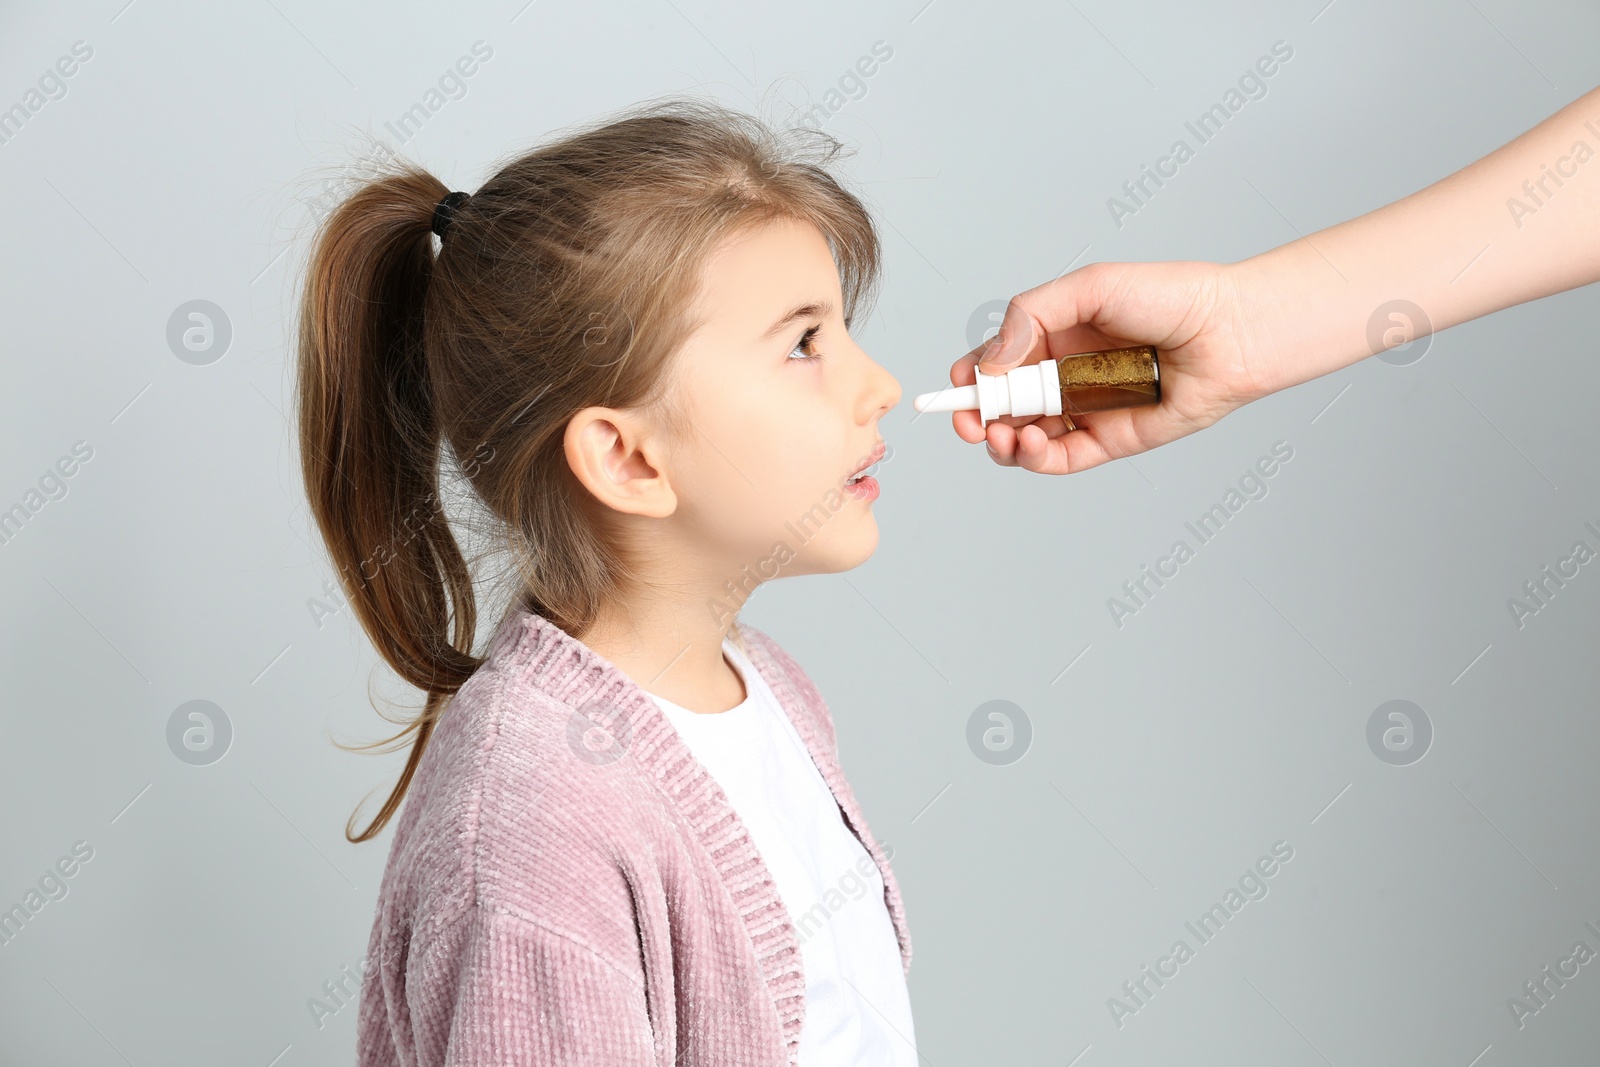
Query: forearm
xmin=1233 ymin=84 xmax=1600 ymax=396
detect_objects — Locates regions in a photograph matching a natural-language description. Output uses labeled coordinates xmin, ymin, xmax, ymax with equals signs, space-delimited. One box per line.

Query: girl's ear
xmin=563 ymin=406 xmax=678 ymax=519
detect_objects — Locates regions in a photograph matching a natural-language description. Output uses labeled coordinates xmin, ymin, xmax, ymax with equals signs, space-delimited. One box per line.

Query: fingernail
xmin=982 ymin=323 xmax=1028 ymax=372
xmin=981 ymin=337 xmax=1013 ymax=372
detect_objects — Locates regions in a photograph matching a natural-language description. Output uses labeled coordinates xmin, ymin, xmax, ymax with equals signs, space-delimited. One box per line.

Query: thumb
xmin=977 ymin=303 xmax=1037 ymax=375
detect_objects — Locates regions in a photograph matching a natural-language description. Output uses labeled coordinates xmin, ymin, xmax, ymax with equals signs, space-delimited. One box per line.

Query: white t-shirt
xmin=649 ymin=637 xmax=917 ymax=1066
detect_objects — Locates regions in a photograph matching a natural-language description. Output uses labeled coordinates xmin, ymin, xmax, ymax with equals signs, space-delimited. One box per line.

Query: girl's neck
xmin=576 ymin=598 xmax=747 ymax=715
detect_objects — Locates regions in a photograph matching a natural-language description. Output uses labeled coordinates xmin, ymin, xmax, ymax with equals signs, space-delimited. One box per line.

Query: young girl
xmin=295 ymin=98 xmax=911 ymax=1065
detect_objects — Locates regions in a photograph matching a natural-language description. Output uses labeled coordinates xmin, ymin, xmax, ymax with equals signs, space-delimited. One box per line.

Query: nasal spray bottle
xmin=912 ymin=344 xmax=1163 ymax=428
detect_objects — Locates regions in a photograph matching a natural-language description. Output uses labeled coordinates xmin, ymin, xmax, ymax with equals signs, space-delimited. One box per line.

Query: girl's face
xmin=662 ymin=217 xmax=901 ymax=581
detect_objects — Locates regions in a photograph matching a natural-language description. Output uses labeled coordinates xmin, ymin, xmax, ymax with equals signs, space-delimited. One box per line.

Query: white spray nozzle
xmin=912 ymin=358 xmax=1062 ymax=423
xmin=911 ymin=384 xmax=979 ymax=413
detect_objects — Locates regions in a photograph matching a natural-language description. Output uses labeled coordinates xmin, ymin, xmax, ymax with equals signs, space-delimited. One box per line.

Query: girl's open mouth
xmin=845 ymin=442 xmax=886 ymax=485
xmin=844 ymin=442 xmax=885 ymax=500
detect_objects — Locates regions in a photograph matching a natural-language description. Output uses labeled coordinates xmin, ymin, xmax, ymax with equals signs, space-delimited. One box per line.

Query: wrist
xmin=1217 ymin=255 xmax=1294 ymax=405
xmin=1224 ymin=240 xmax=1367 ymax=402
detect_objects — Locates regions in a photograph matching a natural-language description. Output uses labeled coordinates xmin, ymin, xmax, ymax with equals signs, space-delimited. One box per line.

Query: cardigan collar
xmin=486 ymin=606 xmax=822 ymax=1060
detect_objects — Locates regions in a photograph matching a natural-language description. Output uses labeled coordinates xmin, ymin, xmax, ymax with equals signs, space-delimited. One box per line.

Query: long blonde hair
xmin=294 ymin=98 xmax=882 ymax=842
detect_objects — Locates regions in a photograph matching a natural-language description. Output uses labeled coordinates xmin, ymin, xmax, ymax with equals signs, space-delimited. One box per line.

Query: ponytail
xmin=295 ymin=167 xmax=481 ymax=843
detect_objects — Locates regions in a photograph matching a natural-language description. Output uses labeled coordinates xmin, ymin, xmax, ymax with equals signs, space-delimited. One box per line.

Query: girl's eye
xmin=787 ymin=325 xmax=823 ymax=363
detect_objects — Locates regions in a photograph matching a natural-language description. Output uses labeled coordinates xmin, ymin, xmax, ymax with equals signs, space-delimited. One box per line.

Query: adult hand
xmin=946 ymin=261 xmax=1274 ymax=475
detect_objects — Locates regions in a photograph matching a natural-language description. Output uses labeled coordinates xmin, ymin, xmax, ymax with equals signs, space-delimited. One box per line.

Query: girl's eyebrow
xmin=761 ymin=300 xmax=832 ymax=339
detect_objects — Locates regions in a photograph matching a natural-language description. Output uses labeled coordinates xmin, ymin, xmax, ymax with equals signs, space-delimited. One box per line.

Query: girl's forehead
xmin=691 ymin=222 xmax=841 ymax=328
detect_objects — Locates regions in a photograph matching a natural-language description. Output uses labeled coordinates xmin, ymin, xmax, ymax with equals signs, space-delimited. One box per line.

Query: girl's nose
xmin=859 ymin=353 xmax=901 ymax=422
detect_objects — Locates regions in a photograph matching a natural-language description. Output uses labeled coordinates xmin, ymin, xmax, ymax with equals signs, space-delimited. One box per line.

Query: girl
xmin=295 ymin=98 xmax=911 ymax=1066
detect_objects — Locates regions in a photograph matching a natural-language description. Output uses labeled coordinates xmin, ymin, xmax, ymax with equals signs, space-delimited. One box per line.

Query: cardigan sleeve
xmin=408 ymin=903 xmax=659 ymax=1066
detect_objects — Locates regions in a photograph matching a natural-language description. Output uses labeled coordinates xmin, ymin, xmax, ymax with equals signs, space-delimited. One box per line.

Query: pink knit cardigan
xmin=355 ymin=606 xmax=911 ymax=1066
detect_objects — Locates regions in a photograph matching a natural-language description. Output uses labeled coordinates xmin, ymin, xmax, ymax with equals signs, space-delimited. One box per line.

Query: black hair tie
xmin=432 ymin=190 xmax=472 ymax=239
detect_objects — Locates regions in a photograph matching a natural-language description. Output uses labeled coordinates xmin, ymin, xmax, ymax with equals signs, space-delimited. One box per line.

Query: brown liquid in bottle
xmin=1059 ymin=345 xmax=1161 ymax=415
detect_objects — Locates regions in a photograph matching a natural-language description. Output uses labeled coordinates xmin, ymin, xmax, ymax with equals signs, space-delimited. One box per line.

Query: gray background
xmin=3 ymin=0 xmax=1598 ymax=1063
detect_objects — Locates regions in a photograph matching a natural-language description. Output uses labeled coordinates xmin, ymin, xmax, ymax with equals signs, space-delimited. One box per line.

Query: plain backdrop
xmin=3 ymin=1 xmax=1599 ymax=1064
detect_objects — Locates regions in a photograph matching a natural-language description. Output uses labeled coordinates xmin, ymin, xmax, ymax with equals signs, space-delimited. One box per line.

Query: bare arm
xmin=1234 ymin=84 xmax=1600 ymax=396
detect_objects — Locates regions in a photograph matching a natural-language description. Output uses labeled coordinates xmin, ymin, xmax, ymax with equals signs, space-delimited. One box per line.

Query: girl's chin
xmin=779 ymin=523 xmax=881 ymax=577
xmin=830 ymin=523 xmax=882 ymax=571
